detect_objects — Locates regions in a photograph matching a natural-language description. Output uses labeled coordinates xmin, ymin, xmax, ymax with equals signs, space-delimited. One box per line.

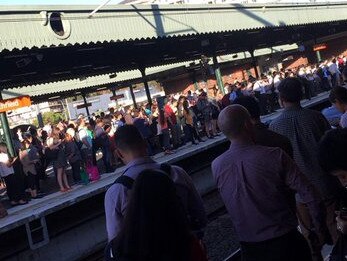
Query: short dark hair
xmin=278 ymin=78 xmax=303 ymax=103
xmin=329 ymin=86 xmax=347 ymax=104
xmin=319 ymin=129 xmax=347 ymax=173
xmin=233 ymin=96 xmax=261 ymax=119
xmin=115 ymin=125 xmax=146 ymax=151
xmin=112 ymin=169 xmax=191 ymax=260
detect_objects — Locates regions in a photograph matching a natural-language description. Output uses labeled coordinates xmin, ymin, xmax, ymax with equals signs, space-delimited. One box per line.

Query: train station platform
xmin=0 ymin=91 xmax=330 ymax=235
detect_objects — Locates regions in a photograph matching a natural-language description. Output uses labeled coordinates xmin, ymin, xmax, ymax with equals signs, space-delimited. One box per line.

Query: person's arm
xmin=79 ymin=130 xmax=91 ymax=149
xmin=280 ymin=149 xmax=328 ymax=243
xmin=47 ymin=138 xmax=61 ymax=150
xmin=6 ymin=156 xmax=18 ymax=167
xmin=104 ymin=185 xmax=127 ymax=242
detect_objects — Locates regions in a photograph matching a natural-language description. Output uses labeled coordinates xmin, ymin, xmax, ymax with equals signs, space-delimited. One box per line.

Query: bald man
xmin=212 ymin=105 xmax=327 ymax=261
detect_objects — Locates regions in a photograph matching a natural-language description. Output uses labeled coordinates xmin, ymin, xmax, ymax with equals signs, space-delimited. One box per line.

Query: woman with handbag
xmin=19 ymin=136 xmax=41 ymax=199
xmin=0 ymin=143 xmax=27 ymax=206
xmin=183 ymin=100 xmax=201 ymax=145
xmin=65 ymin=128 xmax=82 ymax=184
xmin=47 ymin=127 xmax=71 ymax=192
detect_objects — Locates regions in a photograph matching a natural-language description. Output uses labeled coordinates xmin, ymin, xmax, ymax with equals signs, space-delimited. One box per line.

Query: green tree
xmin=32 ymin=111 xmax=65 ymax=127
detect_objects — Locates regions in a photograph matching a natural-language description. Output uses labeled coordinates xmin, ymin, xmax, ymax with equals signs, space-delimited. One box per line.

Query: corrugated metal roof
xmin=0 ymin=3 xmax=346 ymax=52
xmin=1 ymin=61 xmax=193 ymax=99
xmin=1 ymin=43 xmax=297 ymax=99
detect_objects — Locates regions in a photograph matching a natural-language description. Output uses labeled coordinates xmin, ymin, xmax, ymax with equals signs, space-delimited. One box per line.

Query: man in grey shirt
xmin=104 ymin=125 xmax=206 ymax=241
xmin=270 ymin=77 xmax=338 ymax=261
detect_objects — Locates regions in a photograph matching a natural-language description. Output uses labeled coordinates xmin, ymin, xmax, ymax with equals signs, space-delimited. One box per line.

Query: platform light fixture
xmin=109 ymin=73 xmax=117 ymax=79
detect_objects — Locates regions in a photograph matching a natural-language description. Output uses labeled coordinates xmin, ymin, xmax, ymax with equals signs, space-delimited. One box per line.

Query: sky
xmin=0 ymin=0 xmax=112 ymax=5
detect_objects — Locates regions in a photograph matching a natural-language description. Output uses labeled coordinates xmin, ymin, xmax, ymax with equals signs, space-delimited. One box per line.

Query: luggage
xmin=86 ymin=162 xmax=100 ymax=181
xmin=80 ymin=168 xmax=89 ymax=185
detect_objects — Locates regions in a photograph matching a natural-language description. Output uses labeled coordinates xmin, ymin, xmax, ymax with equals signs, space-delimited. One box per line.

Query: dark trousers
xmin=26 ymin=172 xmax=36 ymax=190
xmin=255 ymin=92 xmax=269 ymax=115
xmin=4 ymin=174 xmax=25 ymax=202
xmin=70 ymin=161 xmax=81 ymax=182
xmin=170 ymin=124 xmax=181 ymax=149
xmin=161 ymin=128 xmax=171 ymax=150
xmin=102 ymin=146 xmax=113 ymax=173
xmin=322 ymin=78 xmax=331 ymax=91
xmin=185 ymin=124 xmax=200 ymax=143
xmin=240 ymin=230 xmax=312 ymax=261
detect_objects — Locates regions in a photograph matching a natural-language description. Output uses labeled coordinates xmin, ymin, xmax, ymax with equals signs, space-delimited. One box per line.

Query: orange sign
xmin=313 ymin=43 xmax=327 ymax=52
xmin=0 ymin=96 xmax=31 ymax=113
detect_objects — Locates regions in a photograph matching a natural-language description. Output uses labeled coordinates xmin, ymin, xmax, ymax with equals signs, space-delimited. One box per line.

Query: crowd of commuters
xmin=1 ymin=55 xmax=347 ymax=260
xmin=102 ymin=65 xmax=347 ymax=260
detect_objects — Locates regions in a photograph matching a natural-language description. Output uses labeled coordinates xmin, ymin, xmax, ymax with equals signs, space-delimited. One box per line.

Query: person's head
xmin=77 ymin=117 xmax=85 ymax=127
xmin=51 ymin=127 xmax=61 ymax=140
xmin=183 ymin=99 xmax=189 ymax=113
xmin=233 ymin=96 xmax=261 ymax=122
xmin=187 ymin=90 xmax=192 ymax=96
xmin=114 ymin=125 xmax=147 ymax=164
xmin=319 ymin=129 xmax=347 ymax=187
xmin=114 ymin=169 xmax=190 ymax=260
xmin=218 ymin=105 xmax=254 ymax=141
xmin=277 ymin=77 xmax=303 ymax=107
xmin=329 ymin=87 xmax=347 ymax=113
xmin=65 ymin=128 xmax=75 ymax=141
xmin=21 ymin=139 xmax=31 ymax=150
xmin=0 ymin=143 xmax=8 ymax=154
xmin=200 ymin=91 xmax=207 ymax=99
xmin=104 ymin=124 xmax=111 ymax=134
xmin=22 ymin=132 xmax=33 ymax=144
xmin=96 ymin=118 xmax=103 ymax=127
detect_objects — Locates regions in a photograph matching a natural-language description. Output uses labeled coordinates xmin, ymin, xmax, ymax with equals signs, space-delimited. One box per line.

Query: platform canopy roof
xmin=1 ymin=44 xmax=298 ymax=102
xmin=0 ymin=3 xmax=347 ymax=89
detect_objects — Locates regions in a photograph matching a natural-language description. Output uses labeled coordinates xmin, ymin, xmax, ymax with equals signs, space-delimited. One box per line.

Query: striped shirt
xmin=269 ymin=106 xmax=338 ymax=200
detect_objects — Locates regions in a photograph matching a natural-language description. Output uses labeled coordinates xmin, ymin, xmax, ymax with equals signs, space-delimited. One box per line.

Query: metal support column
xmin=250 ymin=50 xmax=260 ymax=79
xmin=111 ymin=88 xmax=119 ymax=107
xmin=82 ymin=94 xmax=90 ymax=118
xmin=140 ymin=68 xmax=152 ymax=106
xmin=129 ymin=85 xmax=138 ymax=109
xmin=213 ymin=55 xmax=225 ymax=95
xmin=35 ymin=104 xmax=44 ymax=128
xmin=0 ymin=92 xmax=16 ymax=157
xmin=316 ymin=51 xmax=322 ymax=63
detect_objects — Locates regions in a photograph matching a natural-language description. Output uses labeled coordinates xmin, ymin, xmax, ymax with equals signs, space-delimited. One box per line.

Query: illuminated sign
xmin=0 ymin=96 xmax=31 ymax=113
xmin=313 ymin=43 xmax=327 ymax=52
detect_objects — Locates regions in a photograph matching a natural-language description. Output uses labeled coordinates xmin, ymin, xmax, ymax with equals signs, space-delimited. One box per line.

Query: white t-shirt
xmin=0 ymin=152 xmax=14 ymax=177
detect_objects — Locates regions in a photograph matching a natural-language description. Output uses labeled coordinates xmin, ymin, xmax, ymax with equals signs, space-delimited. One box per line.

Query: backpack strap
xmin=114 ymin=163 xmax=171 ymax=190
xmin=113 ymin=175 xmax=134 ymax=190
xmin=160 ymin=163 xmax=172 ymax=177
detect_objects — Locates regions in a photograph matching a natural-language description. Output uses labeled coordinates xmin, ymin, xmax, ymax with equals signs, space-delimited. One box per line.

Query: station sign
xmin=110 ymin=94 xmax=125 ymax=101
xmin=313 ymin=43 xmax=327 ymax=52
xmin=76 ymin=103 xmax=92 ymax=109
xmin=0 ymin=95 xmax=31 ymax=113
